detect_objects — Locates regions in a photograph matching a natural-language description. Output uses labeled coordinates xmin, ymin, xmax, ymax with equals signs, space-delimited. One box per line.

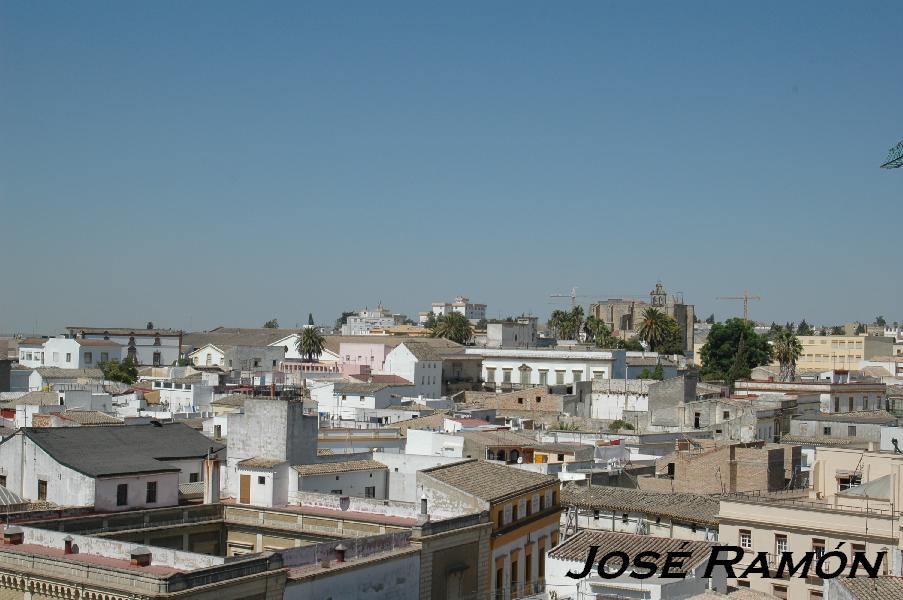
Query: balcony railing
xmin=493 ymin=580 xmax=545 ymax=600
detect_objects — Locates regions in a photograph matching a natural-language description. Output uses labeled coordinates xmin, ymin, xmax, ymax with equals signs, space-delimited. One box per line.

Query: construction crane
xmin=717 ymin=290 xmax=761 ymax=322
xmin=880 ymin=139 xmax=903 ymax=169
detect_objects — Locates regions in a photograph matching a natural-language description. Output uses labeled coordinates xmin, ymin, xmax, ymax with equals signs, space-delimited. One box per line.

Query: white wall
xmin=590 ymin=392 xmax=648 ymax=420
xmin=297 ymin=468 xmax=387 ymax=498
xmin=373 ymin=451 xmax=464 ymax=502
xmin=382 ymin=344 xmax=442 ymax=397
xmin=469 ymin=349 xmax=623 ymax=386
xmin=94 ymin=472 xmax=180 ymax=512
xmin=404 ymin=429 xmax=464 ymax=457
xmin=283 ymin=552 xmax=419 ymax=600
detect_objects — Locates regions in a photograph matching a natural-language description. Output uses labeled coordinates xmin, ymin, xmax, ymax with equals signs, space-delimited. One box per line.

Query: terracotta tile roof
xmin=316 ymin=448 xmax=334 ymax=456
xmin=420 ymin=459 xmax=556 ymax=502
xmin=18 ymin=338 xmax=46 ymax=346
xmin=348 ymin=374 xmax=413 ymax=385
xmin=9 ymin=391 xmax=62 ymax=407
xmin=802 ymin=410 xmax=897 ymax=424
xmin=34 ymin=367 xmax=105 ymax=379
xmin=75 ymin=339 xmax=122 ymax=347
xmin=61 ymin=410 xmax=123 ymax=426
xmin=549 ymin=530 xmax=711 ymax=572
xmin=459 ymin=429 xmax=538 ymax=448
xmin=293 ymin=459 xmax=387 ymax=476
xmin=780 ymin=434 xmax=857 ymax=447
xmin=335 ymin=381 xmax=413 ymax=394
xmin=561 ymin=484 xmax=721 ymax=525
xmin=836 ymin=577 xmax=903 ymax=599
xmin=210 ymin=394 xmax=250 ymax=407
xmin=238 ymin=457 xmax=286 ymax=469
xmin=394 ymin=412 xmax=448 ymax=435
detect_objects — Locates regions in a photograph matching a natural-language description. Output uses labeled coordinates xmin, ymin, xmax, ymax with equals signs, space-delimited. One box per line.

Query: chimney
xmin=334 ymin=543 xmax=347 ymax=563
xmin=130 ymin=547 xmax=152 ymax=567
xmin=63 ymin=535 xmax=74 ymax=555
xmin=203 ymin=448 xmax=221 ymax=504
xmin=2 ymin=526 xmax=23 ymax=545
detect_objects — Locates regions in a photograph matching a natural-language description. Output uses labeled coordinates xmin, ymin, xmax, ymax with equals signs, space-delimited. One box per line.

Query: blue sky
xmin=2 ymin=1 xmax=901 ymax=333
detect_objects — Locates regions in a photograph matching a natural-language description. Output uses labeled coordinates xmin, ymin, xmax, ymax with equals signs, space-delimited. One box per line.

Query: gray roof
xmin=13 ymin=423 xmax=224 ymax=477
xmin=837 ymin=474 xmax=892 ymax=501
xmin=67 ymin=326 xmax=182 ymax=337
xmin=210 ymin=394 xmax=250 ymax=408
xmin=293 ymin=459 xmax=387 ymax=476
xmin=400 ymin=341 xmax=443 ymax=361
xmin=0 ymin=486 xmax=26 ymax=506
xmin=561 ymin=484 xmax=721 ymax=525
xmin=421 ymin=459 xmax=556 ymax=502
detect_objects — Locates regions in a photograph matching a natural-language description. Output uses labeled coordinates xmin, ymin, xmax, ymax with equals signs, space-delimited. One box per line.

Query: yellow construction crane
xmin=717 ymin=290 xmax=761 ymax=321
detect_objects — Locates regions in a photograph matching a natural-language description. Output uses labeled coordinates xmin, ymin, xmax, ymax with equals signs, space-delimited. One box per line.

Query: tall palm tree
xmin=638 ymin=307 xmax=668 ymax=351
xmin=296 ymin=327 xmax=326 ymax=362
xmin=430 ymin=312 xmax=473 ymax=344
xmin=773 ymin=330 xmax=803 ymax=382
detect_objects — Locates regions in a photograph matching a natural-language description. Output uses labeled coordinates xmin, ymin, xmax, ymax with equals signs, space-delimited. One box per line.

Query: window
xmin=834 ymin=397 xmax=840 ymax=412
xmin=213 ymin=425 xmax=222 ymax=438
xmin=154 ymin=352 xmax=162 ymax=366
xmin=772 ymin=584 xmax=788 ymax=600
xmin=723 ymin=411 xmax=730 ymax=419
xmin=572 ymin=371 xmax=581 ymax=383
xmin=622 ymin=513 xmax=629 ymax=523
xmin=520 ymin=369 xmax=531 ymax=385
xmin=739 ymin=529 xmax=752 ymax=549
xmin=517 ymin=397 xmax=524 ymax=404
xmin=502 ymin=369 xmax=512 ymax=383
xmin=0 ymin=475 xmax=5 ymax=487
xmin=557 ymin=453 xmax=565 ymax=461
xmin=65 ymin=353 xmax=71 ymax=363
xmin=737 ymin=580 xmax=750 ymax=588
xmin=848 ymin=397 xmax=854 ymax=411
xmin=538 ymin=370 xmax=548 ymax=385
xmin=38 ymin=480 xmax=47 ymax=501
xmin=84 ymin=352 xmax=93 ymax=364
xmin=839 ymin=473 xmax=861 ymax=491
xmin=823 ymin=426 xmax=832 ymax=436
xmin=146 ymin=481 xmax=157 ymax=503
xmin=258 ymin=476 xmax=266 ymax=485
xmin=52 ymin=352 xmax=59 ymax=362
xmin=812 ymin=538 xmax=825 ymax=560
xmin=189 ymin=472 xmax=200 ymax=483
xmin=330 ymin=489 xmax=342 ymax=495
xmin=117 ymin=483 xmax=128 ymax=506
xmin=850 ymin=543 xmax=865 ymax=562
xmin=555 ymin=370 xmax=565 ymax=385
xmin=365 ymin=486 xmax=376 ymax=498
xmin=486 ymin=368 xmax=496 ymax=383
xmin=848 ymin=426 xmax=857 ymax=437
xmin=775 ymin=534 xmax=788 ymax=555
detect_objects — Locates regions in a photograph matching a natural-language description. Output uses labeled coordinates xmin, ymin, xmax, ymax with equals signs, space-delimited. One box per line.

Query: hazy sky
xmin=2 ymin=1 xmax=901 ymax=334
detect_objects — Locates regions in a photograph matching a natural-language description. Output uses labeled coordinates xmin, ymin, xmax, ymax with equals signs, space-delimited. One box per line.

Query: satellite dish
xmin=517 ymin=457 xmax=523 ymax=464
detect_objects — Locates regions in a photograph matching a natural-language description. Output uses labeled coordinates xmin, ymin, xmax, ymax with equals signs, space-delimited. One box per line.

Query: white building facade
xmin=468 ymin=348 xmax=625 ymax=388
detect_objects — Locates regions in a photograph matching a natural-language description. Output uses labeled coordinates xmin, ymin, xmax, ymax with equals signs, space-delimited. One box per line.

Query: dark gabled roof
xmin=15 ymin=423 xmax=224 ymax=478
xmin=561 ymin=484 xmax=721 ymax=525
xmin=421 ymin=459 xmax=556 ymax=502
xmin=293 ymin=459 xmax=387 ymax=476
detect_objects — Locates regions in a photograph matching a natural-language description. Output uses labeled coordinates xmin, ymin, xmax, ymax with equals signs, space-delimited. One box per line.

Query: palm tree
xmin=430 ymin=312 xmax=473 ymax=344
xmin=296 ymin=327 xmax=326 ymax=362
xmin=638 ymin=307 xmax=668 ymax=351
xmin=773 ymin=330 xmax=803 ymax=382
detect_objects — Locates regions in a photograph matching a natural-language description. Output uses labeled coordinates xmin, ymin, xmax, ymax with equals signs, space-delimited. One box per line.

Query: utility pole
xmin=716 ymin=290 xmax=761 ymax=322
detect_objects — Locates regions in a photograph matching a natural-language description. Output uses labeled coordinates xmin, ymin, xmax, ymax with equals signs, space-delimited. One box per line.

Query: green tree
xmin=622 ymin=337 xmax=645 ymax=351
xmin=656 ymin=317 xmax=685 ymax=355
xmin=700 ymin=318 xmax=773 ymax=383
xmin=638 ymin=308 xmax=669 ymax=351
xmin=609 ymin=419 xmax=635 ymax=432
xmin=475 ymin=318 xmax=488 ymax=329
xmin=705 ymin=314 xmax=716 ymax=325
xmin=796 ymin=319 xmax=814 ymax=336
xmin=296 ymin=327 xmax=326 ymax=362
xmin=548 ymin=306 xmax=583 ymax=340
xmin=308 ymin=313 xmax=315 ymax=326
xmin=855 ymin=323 xmax=866 ymax=335
xmin=99 ymin=357 xmax=138 ymax=384
xmin=773 ymin=329 xmax=803 ymax=382
xmin=830 ymin=326 xmax=845 ymax=335
xmin=876 ymin=316 xmax=887 ymax=327
xmin=651 ymin=363 xmax=665 ymax=380
xmin=430 ymin=312 xmax=473 ymax=344
xmin=263 ymin=319 xmax=279 ymax=329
